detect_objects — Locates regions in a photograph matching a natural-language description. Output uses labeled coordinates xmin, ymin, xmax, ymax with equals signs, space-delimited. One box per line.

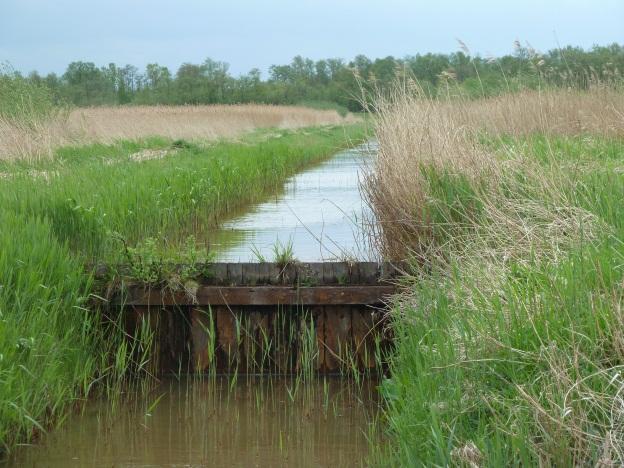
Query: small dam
xmin=104 ymin=261 xmax=401 ymax=375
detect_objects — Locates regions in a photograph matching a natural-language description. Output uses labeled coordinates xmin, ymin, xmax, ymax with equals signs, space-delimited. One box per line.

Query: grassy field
xmin=365 ymin=84 xmax=624 ymax=465
xmin=0 ymin=95 xmax=357 ymax=162
xmin=0 ymin=124 xmax=364 ymax=262
xmin=0 ymin=121 xmax=365 ymax=454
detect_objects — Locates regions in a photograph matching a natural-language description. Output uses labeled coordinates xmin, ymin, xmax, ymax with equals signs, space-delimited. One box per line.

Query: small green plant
xmin=115 ymin=234 xmax=215 ymax=286
xmin=271 ymin=238 xmax=296 ymax=267
xmin=171 ymin=139 xmax=194 ymax=150
xmin=177 ymin=235 xmax=215 ymax=279
xmin=119 ymin=236 xmax=164 ymax=284
xmin=250 ymin=243 xmax=267 ymax=263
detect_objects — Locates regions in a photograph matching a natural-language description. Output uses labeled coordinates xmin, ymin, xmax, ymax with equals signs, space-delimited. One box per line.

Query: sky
xmin=1 ymin=0 xmax=622 ymax=77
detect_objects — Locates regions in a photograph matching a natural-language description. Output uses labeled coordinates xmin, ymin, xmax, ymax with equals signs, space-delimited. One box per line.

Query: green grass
xmin=0 ymin=210 xmax=94 ymax=451
xmin=0 ymin=123 xmax=366 ymax=456
xmin=378 ymin=135 xmax=624 ymax=466
xmin=0 ymin=124 xmax=365 ymax=262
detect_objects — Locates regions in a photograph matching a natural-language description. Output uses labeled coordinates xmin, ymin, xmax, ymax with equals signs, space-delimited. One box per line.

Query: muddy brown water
xmin=6 ymin=377 xmax=381 ymax=467
xmin=5 ymin=143 xmax=384 ymax=467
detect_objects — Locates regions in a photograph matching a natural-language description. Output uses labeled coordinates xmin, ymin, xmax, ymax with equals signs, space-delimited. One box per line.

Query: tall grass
xmin=364 ymin=83 xmax=624 ymax=259
xmin=0 ymin=210 xmax=94 ymax=451
xmin=0 ymin=124 xmax=365 ymax=262
xmin=0 ymin=100 xmax=358 ymax=162
xmin=364 ymin=82 xmax=624 ymax=465
xmin=0 ymin=67 xmax=69 ymax=161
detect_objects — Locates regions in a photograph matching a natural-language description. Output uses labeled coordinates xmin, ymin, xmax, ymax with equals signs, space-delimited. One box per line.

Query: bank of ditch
xmin=0 ymin=123 xmax=366 ymax=455
xmin=365 ymin=84 xmax=624 ymax=465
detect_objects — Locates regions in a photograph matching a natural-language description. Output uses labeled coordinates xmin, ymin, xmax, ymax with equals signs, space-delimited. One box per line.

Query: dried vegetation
xmin=366 ymin=81 xmax=624 ymax=465
xmin=0 ymin=104 xmax=356 ymax=161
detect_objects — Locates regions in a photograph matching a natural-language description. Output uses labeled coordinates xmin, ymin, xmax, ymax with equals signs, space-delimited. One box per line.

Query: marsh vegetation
xmin=365 ymin=80 xmax=624 ymax=465
xmin=2 ymin=40 xmax=624 ymax=466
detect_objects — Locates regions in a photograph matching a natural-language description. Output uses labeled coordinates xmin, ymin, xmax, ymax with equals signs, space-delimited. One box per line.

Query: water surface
xmin=212 ymin=142 xmax=377 ymax=262
xmin=6 ymin=377 xmax=380 ymax=467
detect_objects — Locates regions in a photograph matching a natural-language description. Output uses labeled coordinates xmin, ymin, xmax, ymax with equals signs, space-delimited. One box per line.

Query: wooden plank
xmin=125 ymin=305 xmax=189 ymax=375
xmin=97 ymin=262 xmax=403 ymax=285
xmin=190 ymin=308 xmax=215 ymax=372
xmin=239 ymin=262 xmax=287 ymax=285
xmin=323 ymin=306 xmax=352 ymax=372
xmin=119 ymin=286 xmax=395 ymax=306
xmin=211 ymin=263 xmax=229 ymax=285
xmin=352 ymin=308 xmax=377 ymax=369
xmin=298 ymin=263 xmax=323 ymax=286
xmin=358 ymin=262 xmax=381 ymax=285
xmin=312 ymin=306 xmax=325 ymax=371
xmin=159 ymin=307 xmax=188 ymax=373
xmin=241 ymin=263 xmax=262 ymax=285
xmin=258 ymin=263 xmax=279 ymax=285
xmin=216 ymin=306 xmax=239 ymax=371
xmin=323 ymin=262 xmax=348 ymax=284
xmin=240 ymin=309 xmax=269 ymax=372
xmin=198 ymin=285 xmax=396 ymax=306
xmin=271 ymin=305 xmax=294 ymax=373
xmin=227 ymin=263 xmax=243 ymax=286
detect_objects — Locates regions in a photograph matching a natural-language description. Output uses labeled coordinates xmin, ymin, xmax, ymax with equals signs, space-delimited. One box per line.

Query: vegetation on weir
xmin=0 ymin=121 xmax=365 ymax=455
xmin=365 ymin=81 xmax=624 ymax=465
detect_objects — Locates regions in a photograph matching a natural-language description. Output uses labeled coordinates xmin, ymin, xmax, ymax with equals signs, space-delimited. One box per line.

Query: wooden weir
xmin=106 ymin=262 xmax=401 ymax=375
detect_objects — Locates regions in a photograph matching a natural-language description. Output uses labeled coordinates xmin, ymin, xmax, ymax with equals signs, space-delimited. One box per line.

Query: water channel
xmin=212 ymin=141 xmax=377 ymax=262
xmin=5 ymin=142 xmax=382 ymax=467
xmin=7 ymin=378 xmax=380 ymax=467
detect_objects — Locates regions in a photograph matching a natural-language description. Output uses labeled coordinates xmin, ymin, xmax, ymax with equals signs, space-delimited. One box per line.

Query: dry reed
xmin=364 ymin=83 xmax=624 ymax=259
xmin=0 ymin=104 xmax=356 ymax=161
xmin=366 ymin=80 xmax=624 ymax=464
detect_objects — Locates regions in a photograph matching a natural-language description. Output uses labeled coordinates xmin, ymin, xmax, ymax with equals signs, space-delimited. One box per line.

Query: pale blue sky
xmin=1 ymin=0 xmax=622 ymax=77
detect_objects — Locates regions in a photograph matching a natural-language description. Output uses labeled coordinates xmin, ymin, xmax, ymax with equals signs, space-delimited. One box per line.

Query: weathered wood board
xmin=106 ymin=262 xmax=400 ymax=375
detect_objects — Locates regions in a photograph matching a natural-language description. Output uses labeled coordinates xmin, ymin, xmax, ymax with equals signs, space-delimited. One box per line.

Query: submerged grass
xmin=365 ymin=82 xmax=624 ymax=465
xmin=0 ymin=123 xmax=366 ymax=456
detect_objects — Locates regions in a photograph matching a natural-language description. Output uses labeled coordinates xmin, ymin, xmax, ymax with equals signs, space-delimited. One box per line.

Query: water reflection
xmin=7 ymin=377 xmax=380 ymax=467
xmin=213 ymin=142 xmax=377 ymax=262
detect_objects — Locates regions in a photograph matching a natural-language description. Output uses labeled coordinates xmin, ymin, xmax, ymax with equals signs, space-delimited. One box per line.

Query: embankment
xmin=365 ymin=85 xmax=624 ymax=465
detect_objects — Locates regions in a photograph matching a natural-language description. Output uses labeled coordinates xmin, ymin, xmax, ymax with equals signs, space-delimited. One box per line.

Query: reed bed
xmin=365 ymin=83 xmax=624 ymax=465
xmin=365 ymin=84 xmax=624 ymax=259
xmin=0 ymin=104 xmax=357 ymax=162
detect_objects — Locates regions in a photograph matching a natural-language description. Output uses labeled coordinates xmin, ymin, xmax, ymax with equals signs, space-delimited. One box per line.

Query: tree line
xmin=5 ymin=42 xmax=624 ymax=112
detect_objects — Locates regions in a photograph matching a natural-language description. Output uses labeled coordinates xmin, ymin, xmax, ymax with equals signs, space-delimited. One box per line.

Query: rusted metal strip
xmin=119 ymin=285 xmax=395 ymax=306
